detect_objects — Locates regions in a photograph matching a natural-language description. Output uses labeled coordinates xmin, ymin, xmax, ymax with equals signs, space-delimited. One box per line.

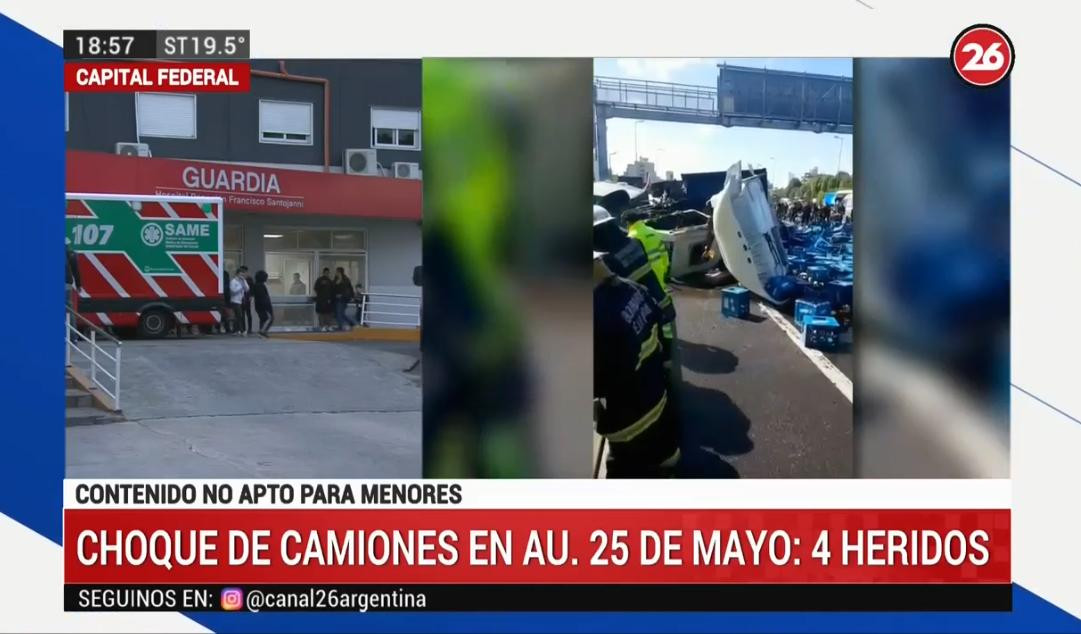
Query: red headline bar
xmin=64 ymin=62 xmax=250 ymax=93
xmin=64 ymin=509 xmax=1010 ymax=585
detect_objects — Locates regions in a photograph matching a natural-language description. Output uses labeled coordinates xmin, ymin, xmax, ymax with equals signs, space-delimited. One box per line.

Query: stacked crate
xmin=721 ymin=286 xmax=751 ymax=318
xmin=801 ymin=316 xmax=842 ymax=350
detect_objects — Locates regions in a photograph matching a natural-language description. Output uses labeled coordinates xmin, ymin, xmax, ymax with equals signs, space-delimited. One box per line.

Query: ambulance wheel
xmin=138 ymin=309 xmax=173 ymax=339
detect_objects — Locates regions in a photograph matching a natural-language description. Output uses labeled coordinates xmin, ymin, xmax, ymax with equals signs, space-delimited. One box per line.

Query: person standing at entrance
xmin=314 ymin=267 xmax=335 ymax=332
xmin=238 ymin=266 xmax=254 ymax=336
xmin=65 ymin=244 xmax=81 ymax=311
xmin=289 ymin=272 xmax=307 ymax=295
xmin=334 ymin=267 xmax=356 ymax=330
xmin=66 ymin=245 xmax=82 ymax=343
xmin=252 ymin=270 xmax=274 ymax=338
xmin=229 ymin=266 xmax=249 ymax=335
xmin=220 ymin=268 xmax=234 ymax=334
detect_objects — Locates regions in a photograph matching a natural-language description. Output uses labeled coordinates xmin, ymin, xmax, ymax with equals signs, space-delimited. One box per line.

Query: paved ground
xmin=66 ymin=336 xmax=421 ymax=478
xmin=777 ymin=312 xmax=854 ymax=380
xmin=671 ymin=286 xmax=853 ymax=478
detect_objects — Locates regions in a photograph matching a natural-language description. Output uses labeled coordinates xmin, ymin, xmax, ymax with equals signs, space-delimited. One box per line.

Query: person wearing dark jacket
xmin=220 ymin=269 xmax=233 ymax=334
xmin=252 ymin=270 xmax=274 ymax=337
xmin=313 ymin=268 xmax=335 ymax=332
xmin=66 ymin=245 xmax=82 ymax=343
xmin=594 ymin=256 xmax=680 ymax=477
xmin=65 ymin=245 xmax=81 ymax=309
xmin=333 ymin=267 xmax=357 ymax=330
xmin=238 ymin=266 xmax=253 ymax=335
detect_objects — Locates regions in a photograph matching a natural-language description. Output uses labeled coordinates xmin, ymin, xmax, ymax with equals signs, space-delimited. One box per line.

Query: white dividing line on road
xmin=759 ymin=302 xmax=852 ymax=402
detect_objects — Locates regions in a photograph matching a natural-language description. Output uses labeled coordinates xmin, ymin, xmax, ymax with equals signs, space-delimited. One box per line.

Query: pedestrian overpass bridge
xmin=594 ymin=64 xmax=853 ymax=179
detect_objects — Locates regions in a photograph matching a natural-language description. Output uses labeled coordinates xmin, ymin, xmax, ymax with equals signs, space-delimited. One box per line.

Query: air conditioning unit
xmin=344 ymin=149 xmax=379 ymax=176
xmin=115 ymin=142 xmax=150 ymax=157
xmin=393 ymin=162 xmax=421 ymax=180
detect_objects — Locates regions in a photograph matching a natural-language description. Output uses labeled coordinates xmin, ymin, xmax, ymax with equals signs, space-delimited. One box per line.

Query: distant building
xmin=665 ymin=170 xmax=674 ymax=181
xmin=622 ymin=157 xmax=658 ymax=184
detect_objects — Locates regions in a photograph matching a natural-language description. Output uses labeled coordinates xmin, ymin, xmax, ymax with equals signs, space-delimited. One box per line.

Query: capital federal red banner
xmin=65 ymin=62 xmax=251 ymax=92
xmin=66 ymin=150 xmax=421 ymax=220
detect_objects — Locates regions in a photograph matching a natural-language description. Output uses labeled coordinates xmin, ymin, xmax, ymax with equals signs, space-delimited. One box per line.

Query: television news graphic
xmin=64 ymin=480 xmax=1011 ymax=612
xmin=64 ymin=30 xmax=250 ymax=60
xmin=63 ymin=29 xmax=251 ymax=93
xmin=951 ymin=24 xmax=1015 ymax=87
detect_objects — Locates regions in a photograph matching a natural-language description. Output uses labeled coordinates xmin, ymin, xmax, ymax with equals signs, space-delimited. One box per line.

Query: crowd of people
xmin=776 ymin=199 xmax=851 ymax=225
xmin=220 ymin=266 xmax=365 ymax=337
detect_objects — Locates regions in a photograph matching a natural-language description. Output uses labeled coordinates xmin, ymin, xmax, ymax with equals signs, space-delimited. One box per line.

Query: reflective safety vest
xmin=594 ymin=275 xmax=680 ymax=475
xmin=628 ymin=221 xmax=670 ymax=292
xmin=601 ymin=237 xmax=675 ymax=353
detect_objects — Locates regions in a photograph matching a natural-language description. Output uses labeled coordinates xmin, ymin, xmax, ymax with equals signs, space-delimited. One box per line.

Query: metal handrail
xmin=359 ymin=292 xmax=421 ymax=328
xmin=66 ymin=306 xmax=122 ymax=411
xmin=66 ymin=307 xmax=121 ymax=344
xmin=594 ymin=76 xmax=718 ymax=115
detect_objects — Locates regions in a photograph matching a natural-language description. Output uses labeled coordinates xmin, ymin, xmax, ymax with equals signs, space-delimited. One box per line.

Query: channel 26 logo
xmin=220 ymin=587 xmax=244 ymax=611
xmin=951 ymin=24 xmax=1015 ymax=87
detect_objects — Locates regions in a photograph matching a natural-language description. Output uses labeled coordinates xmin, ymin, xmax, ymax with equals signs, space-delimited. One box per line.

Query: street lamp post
xmin=608 ymin=151 xmax=619 ymax=177
xmin=834 ymin=135 xmax=844 ymax=175
xmin=634 ymin=120 xmax=644 ymax=163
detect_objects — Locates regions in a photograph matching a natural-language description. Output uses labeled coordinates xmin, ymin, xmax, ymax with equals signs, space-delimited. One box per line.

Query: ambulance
xmin=65 ymin=193 xmax=225 ymax=337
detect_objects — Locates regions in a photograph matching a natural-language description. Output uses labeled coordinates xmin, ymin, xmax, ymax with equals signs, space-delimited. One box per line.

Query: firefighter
xmin=594 ymin=208 xmax=676 ymax=364
xmin=593 ymin=255 xmax=680 ymax=477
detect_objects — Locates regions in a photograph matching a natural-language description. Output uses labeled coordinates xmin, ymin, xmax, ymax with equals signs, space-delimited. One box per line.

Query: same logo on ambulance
xmin=141 ymin=223 xmax=164 ymax=247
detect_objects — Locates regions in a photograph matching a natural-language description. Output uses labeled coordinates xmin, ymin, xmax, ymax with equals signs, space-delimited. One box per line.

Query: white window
xmin=260 ymin=100 xmax=313 ymax=145
xmin=136 ymin=93 xmax=196 ymax=139
xmin=371 ymin=107 xmax=420 ymax=150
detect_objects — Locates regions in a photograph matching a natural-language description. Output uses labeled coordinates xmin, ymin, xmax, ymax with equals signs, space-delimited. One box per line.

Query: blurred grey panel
xmin=422 ymin=59 xmax=593 ymax=478
xmin=854 ymin=58 xmax=1009 ymax=478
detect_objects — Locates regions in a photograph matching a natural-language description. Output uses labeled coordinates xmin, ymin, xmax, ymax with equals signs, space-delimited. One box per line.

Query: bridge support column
xmin=595 ymin=106 xmax=609 ymax=180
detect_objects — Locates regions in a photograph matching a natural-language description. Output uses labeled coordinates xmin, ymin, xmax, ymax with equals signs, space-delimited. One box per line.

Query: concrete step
xmin=66 ymin=388 xmax=92 ymax=408
xmin=66 ymin=374 xmax=78 ymax=389
xmin=66 ymin=407 xmax=123 ymax=426
xmin=65 ymin=406 xmax=114 ymax=426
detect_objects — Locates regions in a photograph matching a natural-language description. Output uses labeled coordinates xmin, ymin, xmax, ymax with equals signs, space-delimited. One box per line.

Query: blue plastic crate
xmin=794 ymin=299 xmax=831 ymax=325
xmin=798 ymin=283 xmax=830 ymax=304
xmin=802 ymin=315 xmax=841 ymax=350
xmin=721 ymin=286 xmax=751 ymax=318
xmin=806 ymin=265 xmax=830 ymax=284
xmin=826 ymin=280 xmax=854 ymax=308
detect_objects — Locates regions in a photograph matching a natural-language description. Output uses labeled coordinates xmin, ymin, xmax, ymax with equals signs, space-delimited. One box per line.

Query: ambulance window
xmin=136 ymin=93 xmax=196 ymax=139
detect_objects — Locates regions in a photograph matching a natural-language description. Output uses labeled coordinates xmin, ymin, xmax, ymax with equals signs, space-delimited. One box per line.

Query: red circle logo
xmin=951 ymin=24 xmax=1014 ymax=87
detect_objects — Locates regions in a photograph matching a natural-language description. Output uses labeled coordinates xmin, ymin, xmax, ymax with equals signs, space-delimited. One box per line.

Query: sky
xmin=593 ymin=58 xmax=854 ymax=183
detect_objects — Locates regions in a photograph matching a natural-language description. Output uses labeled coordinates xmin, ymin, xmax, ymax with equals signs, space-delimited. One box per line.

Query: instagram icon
xmin=220 ymin=587 xmax=244 ymax=611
